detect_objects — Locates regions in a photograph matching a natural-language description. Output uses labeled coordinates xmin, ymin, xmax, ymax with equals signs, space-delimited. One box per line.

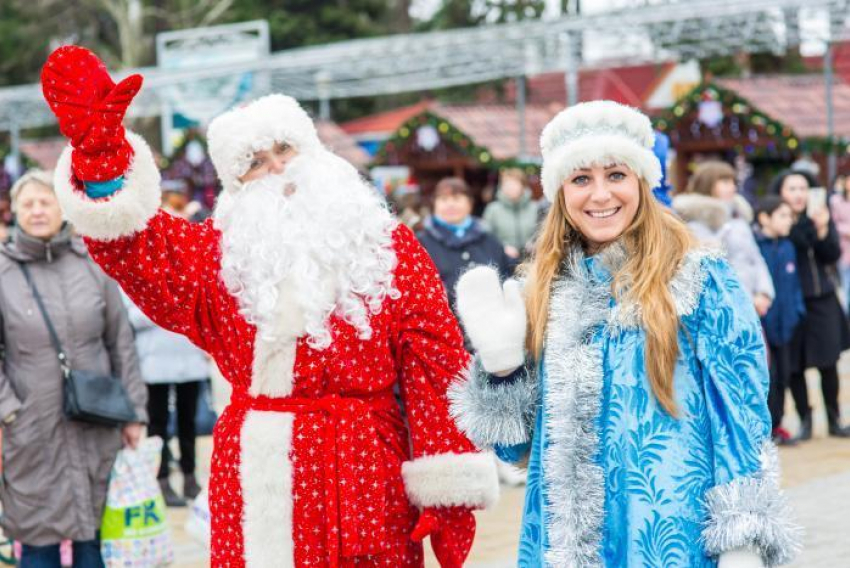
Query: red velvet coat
xmin=53 ymin=133 xmax=498 ymax=567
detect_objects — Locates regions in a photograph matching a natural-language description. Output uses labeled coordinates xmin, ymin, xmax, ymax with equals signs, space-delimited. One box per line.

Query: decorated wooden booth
xmin=372 ymin=103 xmax=557 ymax=205
xmin=655 ymin=77 xmax=850 ymax=191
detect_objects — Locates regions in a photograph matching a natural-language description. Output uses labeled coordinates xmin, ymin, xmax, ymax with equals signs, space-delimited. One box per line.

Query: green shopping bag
xmin=101 ymin=437 xmax=173 ymax=567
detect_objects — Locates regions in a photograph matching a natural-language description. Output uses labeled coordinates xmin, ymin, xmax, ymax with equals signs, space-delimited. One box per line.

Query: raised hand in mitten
xmin=456 ymin=266 xmax=527 ymax=374
xmin=41 ymin=45 xmax=142 ymax=182
xmin=411 ymin=507 xmax=476 ymax=568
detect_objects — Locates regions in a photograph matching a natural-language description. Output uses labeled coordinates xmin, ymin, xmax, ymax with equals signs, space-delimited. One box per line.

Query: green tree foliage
xmin=220 ymin=0 xmax=393 ymax=51
xmin=418 ymin=0 xmax=485 ymax=30
xmin=0 ymin=1 xmax=99 ymax=85
xmin=0 ymin=3 xmax=49 ymax=86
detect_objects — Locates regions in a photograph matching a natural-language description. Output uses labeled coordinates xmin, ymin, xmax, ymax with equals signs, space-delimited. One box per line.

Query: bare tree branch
xmin=199 ymin=0 xmax=235 ymax=27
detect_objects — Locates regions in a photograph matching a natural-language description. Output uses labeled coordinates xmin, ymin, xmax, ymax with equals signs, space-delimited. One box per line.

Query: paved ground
xmin=168 ymin=365 xmax=850 ymax=567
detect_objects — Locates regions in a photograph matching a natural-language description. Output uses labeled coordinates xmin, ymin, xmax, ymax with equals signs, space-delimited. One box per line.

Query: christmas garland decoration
xmin=654 ymin=82 xmax=850 ymax=156
xmin=375 ymin=110 xmax=540 ymax=174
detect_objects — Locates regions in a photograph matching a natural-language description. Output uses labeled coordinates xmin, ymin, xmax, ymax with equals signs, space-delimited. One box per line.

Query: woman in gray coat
xmin=0 ymin=170 xmax=147 ymax=567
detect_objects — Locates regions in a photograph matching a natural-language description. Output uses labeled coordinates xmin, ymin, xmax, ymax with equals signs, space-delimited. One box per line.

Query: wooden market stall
xmin=370 ymin=102 xmax=558 ymax=206
xmin=655 ymin=77 xmax=850 ymax=191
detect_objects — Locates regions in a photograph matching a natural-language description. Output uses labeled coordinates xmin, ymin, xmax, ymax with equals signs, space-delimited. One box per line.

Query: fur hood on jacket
xmin=672 ymin=193 xmax=753 ymax=231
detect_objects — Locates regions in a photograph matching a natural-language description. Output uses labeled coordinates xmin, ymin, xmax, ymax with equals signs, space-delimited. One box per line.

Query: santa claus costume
xmin=41 ymin=46 xmax=498 ymax=567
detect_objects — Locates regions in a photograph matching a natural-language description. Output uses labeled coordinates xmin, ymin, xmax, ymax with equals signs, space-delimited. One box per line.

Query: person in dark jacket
xmin=755 ymin=196 xmax=806 ymax=445
xmin=417 ymin=177 xmax=515 ymax=310
xmin=770 ymin=169 xmax=850 ymax=439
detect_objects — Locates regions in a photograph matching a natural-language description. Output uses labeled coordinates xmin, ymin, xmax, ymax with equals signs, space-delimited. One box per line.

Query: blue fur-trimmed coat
xmin=450 ymin=244 xmax=801 ymax=567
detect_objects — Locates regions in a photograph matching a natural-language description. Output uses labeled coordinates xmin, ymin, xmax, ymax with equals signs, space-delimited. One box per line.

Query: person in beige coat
xmin=0 ymin=169 xmax=147 ymax=567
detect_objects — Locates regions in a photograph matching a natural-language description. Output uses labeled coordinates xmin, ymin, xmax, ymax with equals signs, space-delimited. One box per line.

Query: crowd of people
xmin=0 ymin=124 xmax=845 ymax=568
xmin=0 ymin=42 xmax=841 ymax=568
xmin=0 ymin=137 xmax=845 ymax=567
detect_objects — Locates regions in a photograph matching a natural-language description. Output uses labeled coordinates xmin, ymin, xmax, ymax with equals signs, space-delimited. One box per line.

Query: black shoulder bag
xmin=19 ymin=262 xmax=137 ymax=426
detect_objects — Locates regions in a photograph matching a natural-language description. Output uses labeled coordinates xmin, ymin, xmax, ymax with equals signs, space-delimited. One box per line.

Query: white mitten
xmin=718 ymin=549 xmax=765 ymax=568
xmin=456 ymin=266 xmax=527 ymax=374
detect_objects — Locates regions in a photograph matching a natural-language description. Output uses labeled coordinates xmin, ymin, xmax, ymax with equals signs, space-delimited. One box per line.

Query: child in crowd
xmin=755 ymin=195 xmax=806 ymax=445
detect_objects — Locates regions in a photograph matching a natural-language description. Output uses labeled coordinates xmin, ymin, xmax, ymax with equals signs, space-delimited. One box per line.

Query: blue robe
xmin=450 ymin=245 xmax=800 ymax=567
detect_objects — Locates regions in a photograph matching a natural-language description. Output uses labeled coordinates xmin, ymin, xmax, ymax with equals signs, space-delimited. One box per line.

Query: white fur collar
xmin=672 ymin=193 xmax=753 ymax=231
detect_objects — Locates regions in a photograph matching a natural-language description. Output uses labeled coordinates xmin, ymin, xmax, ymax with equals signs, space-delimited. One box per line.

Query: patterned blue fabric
xmin=496 ymin=254 xmax=772 ymax=567
xmin=651 ymin=130 xmax=672 ymax=207
xmin=84 ymin=176 xmax=124 ymax=198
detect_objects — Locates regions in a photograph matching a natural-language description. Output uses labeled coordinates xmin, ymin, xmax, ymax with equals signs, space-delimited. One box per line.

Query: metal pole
xmin=10 ymin=119 xmax=21 ymax=179
xmin=317 ymin=71 xmax=331 ymax=121
xmin=825 ymin=41 xmax=837 ymax=185
xmin=160 ymin=98 xmax=174 ymax=157
xmin=517 ymin=74 xmax=527 ymax=160
xmin=565 ymin=32 xmax=579 ymax=107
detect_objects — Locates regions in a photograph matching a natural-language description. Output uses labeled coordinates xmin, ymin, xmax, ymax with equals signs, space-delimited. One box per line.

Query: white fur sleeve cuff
xmin=53 ymin=131 xmax=162 ymax=241
xmin=401 ymin=451 xmax=499 ymax=510
xmin=448 ymin=358 xmax=538 ymax=449
xmin=702 ymin=443 xmax=802 ymax=567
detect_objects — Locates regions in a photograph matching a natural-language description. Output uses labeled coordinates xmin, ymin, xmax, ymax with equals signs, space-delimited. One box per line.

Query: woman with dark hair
xmin=770 ymin=168 xmax=850 ymax=439
xmin=417 ymin=177 xmax=514 ymax=309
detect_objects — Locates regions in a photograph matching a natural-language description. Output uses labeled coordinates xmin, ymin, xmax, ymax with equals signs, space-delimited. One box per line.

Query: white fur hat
xmin=540 ymin=100 xmax=662 ymax=202
xmin=207 ymin=94 xmax=323 ymax=194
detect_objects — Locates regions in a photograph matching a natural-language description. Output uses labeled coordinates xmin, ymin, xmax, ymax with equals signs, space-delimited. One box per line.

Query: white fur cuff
xmin=702 ymin=443 xmax=802 ymax=567
xmin=402 ymin=451 xmax=499 ymax=510
xmin=53 ymin=131 xmax=162 ymax=240
xmin=448 ymin=358 xmax=538 ymax=448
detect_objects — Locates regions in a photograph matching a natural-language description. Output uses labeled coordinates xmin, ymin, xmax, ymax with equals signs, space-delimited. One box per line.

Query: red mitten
xmin=41 ymin=45 xmax=143 ymax=182
xmin=411 ymin=507 xmax=476 ymax=568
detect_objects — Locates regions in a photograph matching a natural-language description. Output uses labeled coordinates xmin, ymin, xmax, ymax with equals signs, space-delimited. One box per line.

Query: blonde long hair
xmin=525 ymin=178 xmax=694 ymax=415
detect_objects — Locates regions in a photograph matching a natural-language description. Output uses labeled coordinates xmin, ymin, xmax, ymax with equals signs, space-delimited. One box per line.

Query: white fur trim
xmin=207 ymin=94 xmax=323 ymax=194
xmin=241 ymin=411 xmax=295 ymax=567
xmin=448 ymin=359 xmax=538 ymax=448
xmin=401 ymin=451 xmax=499 ymax=509
xmin=541 ymin=134 xmax=662 ymax=202
xmin=249 ymin=279 xmax=308 ymax=397
xmin=673 ymin=193 xmax=730 ymax=231
xmin=250 ymin=339 xmax=298 ymax=398
xmin=53 ymin=131 xmax=162 ymax=240
xmin=540 ymin=100 xmax=661 ymax=202
xmin=541 ymin=101 xmax=655 ymax=156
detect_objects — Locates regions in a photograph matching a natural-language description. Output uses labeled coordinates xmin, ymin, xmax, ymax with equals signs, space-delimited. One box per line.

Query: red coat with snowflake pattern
xmin=42 ymin=42 xmax=497 ymax=567
xmin=74 ymin=196 xmax=496 ymax=566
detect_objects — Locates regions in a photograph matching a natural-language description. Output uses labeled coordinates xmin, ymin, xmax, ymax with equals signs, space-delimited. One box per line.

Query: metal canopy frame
xmin=0 ymin=0 xmax=847 ymax=133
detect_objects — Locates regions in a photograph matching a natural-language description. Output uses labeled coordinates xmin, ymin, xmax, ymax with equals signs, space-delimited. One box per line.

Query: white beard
xmin=214 ymin=150 xmax=399 ymax=350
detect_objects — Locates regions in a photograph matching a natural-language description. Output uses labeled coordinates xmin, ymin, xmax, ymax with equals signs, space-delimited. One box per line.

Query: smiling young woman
xmin=450 ymin=101 xmax=801 ymax=568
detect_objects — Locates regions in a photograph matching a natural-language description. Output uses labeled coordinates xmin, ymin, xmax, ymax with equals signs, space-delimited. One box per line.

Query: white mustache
xmin=242 ymin=173 xmax=291 ymax=195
